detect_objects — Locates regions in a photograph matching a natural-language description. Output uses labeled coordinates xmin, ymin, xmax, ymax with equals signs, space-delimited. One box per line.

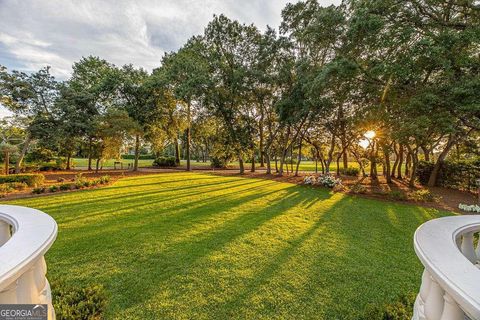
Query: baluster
xmin=475 ymin=232 xmax=480 ymax=261
xmin=419 ymin=269 xmax=431 ymax=303
xmin=16 ymin=269 xmax=40 ymax=303
xmin=0 ymin=280 xmax=18 ymax=303
xmin=0 ymin=220 xmax=11 ymax=246
xmin=33 ymin=257 xmax=47 ymax=292
xmin=424 ymin=277 xmax=444 ymax=320
xmin=461 ymin=232 xmax=476 ymax=263
xmin=440 ymin=293 xmax=464 ymax=320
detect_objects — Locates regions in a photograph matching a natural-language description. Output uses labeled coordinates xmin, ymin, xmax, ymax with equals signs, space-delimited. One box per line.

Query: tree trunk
xmin=186 ymin=102 xmax=191 ymax=171
xmin=405 ymin=151 xmax=411 ymax=177
xmin=66 ymin=154 xmax=71 ymax=170
xmin=174 ymin=137 xmax=181 ymax=165
xmin=343 ymin=150 xmax=348 ymax=169
xmin=421 ymin=145 xmax=430 ymax=162
xmin=397 ymin=144 xmax=404 ymax=179
xmin=295 ymin=138 xmax=302 ymax=176
xmin=266 ymin=152 xmax=271 ymax=174
xmin=250 ymin=154 xmax=255 ymax=173
xmin=369 ymin=141 xmax=377 ymax=180
xmin=4 ymin=151 xmax=9 ymax=175
xmin=88 ymin=138 xmax=93 ymax=171
xmin=15 ymin=135 xmax=31 ymax=174
xmin=409 ymin=151 xmax=418 ymax=188
xmin=95 ymin=158 xmax=100 ymax=173
xmin=383 ymin=144 xmax=392 ymax=183
xmin=391 ymin=143 xmax=398 ymax=179
xmin=259 ymin=106 xmax=265 ymax=167
xmin=427 ymin=135 xmax=456 ymax=187
xmin=275 ymin=154 xmax=278 ymax=173
xmin=238 ymin=154 xmax=244 ymax=174
xmin=133 ymin=134 xmax=140 ymax=171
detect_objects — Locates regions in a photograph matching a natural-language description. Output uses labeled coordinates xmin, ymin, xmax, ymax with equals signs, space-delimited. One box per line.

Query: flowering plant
xmin=317 ymin=174 xmax=342 ymax=188
xmin=303 ymin=176 xmax=316 ymax=185
xmin=459 ymin=203 xmax=480 ymax=213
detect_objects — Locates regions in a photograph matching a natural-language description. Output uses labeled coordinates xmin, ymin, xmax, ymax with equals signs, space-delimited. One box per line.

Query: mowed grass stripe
xmin=7 ymin=172 xmax=450 ymax=319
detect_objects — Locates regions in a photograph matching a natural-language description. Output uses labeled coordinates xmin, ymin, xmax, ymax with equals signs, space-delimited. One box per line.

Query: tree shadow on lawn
xmin=47 ymin=179 xmax=328 ymax=272
xmin=98 ymin=185 xmax=332 ymax=316
xmin=49 ymin=178 xmax=267 ymax=225
xmin=38 ymin=174 xmax=251 ymax=215
xmin=41 ymin=174 xmax=447 ymax=319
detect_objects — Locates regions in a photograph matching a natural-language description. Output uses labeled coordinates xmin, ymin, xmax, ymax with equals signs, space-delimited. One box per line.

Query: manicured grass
xmin=72 ymin=158 xmax=155 ymax=168
xmin=8 ymin=172 xmax=448 ymax=319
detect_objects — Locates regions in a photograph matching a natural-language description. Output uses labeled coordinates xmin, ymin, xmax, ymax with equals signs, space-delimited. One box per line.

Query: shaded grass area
xmin=7 ymin=172 xmax=449 ymax=319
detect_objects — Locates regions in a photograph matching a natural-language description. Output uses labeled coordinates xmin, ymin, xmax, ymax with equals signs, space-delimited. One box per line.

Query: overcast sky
xmin=0 ymin=0 xmax=340 ymax=117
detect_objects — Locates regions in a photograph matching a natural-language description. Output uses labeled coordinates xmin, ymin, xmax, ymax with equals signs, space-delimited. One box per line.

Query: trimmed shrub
xmin=360 ymin=293 xmax=415 ymax=320
xmin=0 ymin=184 xmax=13 ymax=193
xmin=59 ymin=184 xmax=72 ymax=191
xmin=51 ymin=281 xmax=106 ymax=320
xmin=210 ymin=157 xmax=228 ymax=169
xmin=99 ymin=175 xmax=110 ymax=184
xmin=121 ymin=154 xmax=154 ymax=160
xmin=32 ymin=187 xmax=46 ymax=194
xmin=341 ymin=166 xmax=360 ymax=176
xmin=0 ymin=174 xmax=45 ymax=187
xmin=49 ymin=185 xmax=59 ymax=192
xmin=153 ymin=156 xmax=177 ymax=167
xmin=8 ymin=182 xmax=28 ymax=191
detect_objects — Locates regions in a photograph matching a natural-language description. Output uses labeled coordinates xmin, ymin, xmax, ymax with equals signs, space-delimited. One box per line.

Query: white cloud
xmin=0 ymin=0 xmax=340 ymax=79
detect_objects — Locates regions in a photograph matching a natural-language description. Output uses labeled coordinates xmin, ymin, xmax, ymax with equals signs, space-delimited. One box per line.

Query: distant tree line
xmin=0 ymin=0 xmax=479 ymax=187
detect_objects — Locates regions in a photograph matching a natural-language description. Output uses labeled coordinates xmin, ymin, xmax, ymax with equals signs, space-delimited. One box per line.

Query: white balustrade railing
xmin=0 ymin=205 xmax=57 ymax=320
xmin=413 ymin=215 xmax=480 ymax=320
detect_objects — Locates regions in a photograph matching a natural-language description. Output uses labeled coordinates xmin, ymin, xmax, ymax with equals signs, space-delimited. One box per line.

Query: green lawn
xmin=7 ymin=172 xmax=448 ymax=319
xmin=71 ymin=157 xmax=388 ymax=174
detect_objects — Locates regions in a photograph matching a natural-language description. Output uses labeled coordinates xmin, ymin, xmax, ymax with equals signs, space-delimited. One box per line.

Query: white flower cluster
xmin=303 ymin=176 xmax=316 ymax=185
xmin=303 ymin=174 xmax=342 ymax=188
xmin=459 ymin=203 xmax=480 ymax=213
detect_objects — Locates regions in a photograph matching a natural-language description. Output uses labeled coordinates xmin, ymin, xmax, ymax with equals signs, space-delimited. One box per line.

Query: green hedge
xmin=121 ymin=154 xmax=155 ymax=160
xmin=153 ymin=156 xmax=177 ymax=167
xmin=0 ymin=174 xmax=45 ymax=187
xmin=417 ymin=160 xmax=480 ymax=191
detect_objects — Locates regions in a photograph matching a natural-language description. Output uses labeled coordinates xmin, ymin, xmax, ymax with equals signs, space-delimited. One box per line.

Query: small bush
xmin=60 ymin=183 xmax=72 ymax=191
xmin=0 ymin=174 xmax=45 ymax=187
xmin=49 ymin=185 xmax=59 ymax=192
xmin=350 ymin=184 xmax=367 ymax=194
xmin=8 ymin=182 xmax=28 ymax=191
xmin=360 ymin=293 xmax=416 ymax=320
xmin=38 ymin=160 xmax=66 ymax=171
xmin=99 ymin=175 xmax=110 ymax=184
xmin=388 ymin=190 xmax=407 ymax=201
xmin=317 ymin=174 xmax=342 ymax=188
xmin=0 ymin=184 xmax=13 ymax=193
xmin=51 ymin=281 xmax=106 ymax=320
xmin=153 ymin=156 xmax=177 ymax=167
xmin=409 ymin=189 xmax=436 ymax=202
xmin=32 ymin=187 xmax=46 ymax=194
xmin=210 ymin=157 xmax=228 ymax=169
xmin=341 ymin=166 xmax=360 ymax=176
